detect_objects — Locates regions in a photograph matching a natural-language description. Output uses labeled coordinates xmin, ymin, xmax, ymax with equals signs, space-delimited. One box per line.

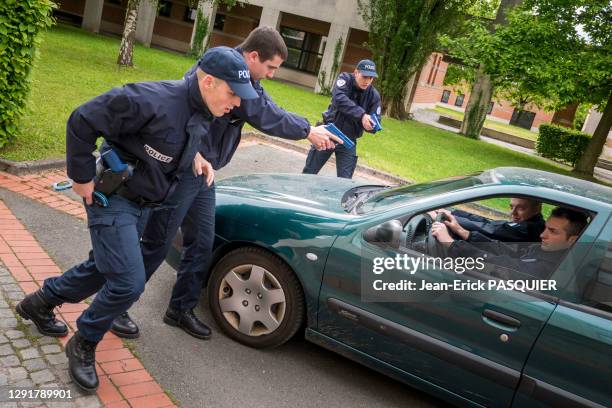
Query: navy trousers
xmin=42 ymin=195 xmax=151 ymax=343
xmin=140 ymin=170 xmax=216 ymax=311
xmin=302 ymin=142 xmax=358 ymax=179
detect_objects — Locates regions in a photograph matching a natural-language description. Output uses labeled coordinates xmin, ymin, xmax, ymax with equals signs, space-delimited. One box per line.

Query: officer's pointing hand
xmin=362 ymin=114 xmax=374 ymax=131
xmin=193 ymin=152 xmax=215 ymax=186
xmin=73 ymin=180 xmax=95 ymax=206
xmin=308 ymin=125 xmax=341 ymax=151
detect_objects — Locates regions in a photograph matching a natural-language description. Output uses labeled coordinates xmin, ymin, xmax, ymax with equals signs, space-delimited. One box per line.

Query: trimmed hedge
xmin=0 ymin=0 xmax=55 ymax=147
xmin=536 ymin=124 xmax=591 ymax=166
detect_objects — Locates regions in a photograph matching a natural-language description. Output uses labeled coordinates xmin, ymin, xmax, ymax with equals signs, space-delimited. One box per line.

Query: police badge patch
xmin=336 ymin=79 xmax=346 ymax=87
xmin=376 ymin=106 xmax=382 ymax=115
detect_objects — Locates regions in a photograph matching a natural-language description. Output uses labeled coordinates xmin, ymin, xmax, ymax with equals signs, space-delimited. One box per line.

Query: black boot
xmin=66 ymin=332 xmax=99 ymax=392
xmin=110 ymin=312 xmax=140 ymax=339
xmin=163 ymin=307 xmax=212 ymax=340
xmin=16 ymin=290 xmax=68 ymax=337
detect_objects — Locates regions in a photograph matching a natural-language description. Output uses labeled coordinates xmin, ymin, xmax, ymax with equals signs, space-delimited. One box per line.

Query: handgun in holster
xmin=93 ymin=149 xmax=132 ymax=207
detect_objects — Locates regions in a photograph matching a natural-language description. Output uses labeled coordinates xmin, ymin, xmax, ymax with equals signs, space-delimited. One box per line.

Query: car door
xmin=316 ymin=200 xmax=598 ymax=407
xmin=513 ymin=215 xmax=612 ymax=408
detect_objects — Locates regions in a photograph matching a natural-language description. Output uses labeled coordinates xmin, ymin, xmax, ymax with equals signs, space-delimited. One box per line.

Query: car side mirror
xmin=363 ymin=220 xmax=403 ymax=248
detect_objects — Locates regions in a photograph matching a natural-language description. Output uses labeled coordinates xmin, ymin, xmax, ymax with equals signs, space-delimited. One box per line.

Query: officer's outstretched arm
xmin=331 ymin=74 xmax=366 ymax=120
xmin=239 ymin=88 xmax=310 ymax=140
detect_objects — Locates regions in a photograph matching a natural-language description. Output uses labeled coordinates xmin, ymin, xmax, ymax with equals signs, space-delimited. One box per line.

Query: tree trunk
xmin=117 ymin=0 xmax=140 ymax=67
xmin=551 ymin=101 xmax=579 ymax=128
xmin=460 ymin=64 xmax=493 ymax=139
xmin=573 ymin=92 xmax=612 ymax=176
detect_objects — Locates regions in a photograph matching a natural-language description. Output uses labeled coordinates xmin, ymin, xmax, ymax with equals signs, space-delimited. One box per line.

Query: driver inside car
xmin=428 ymin=198 xmax=545 ymax=243
xmin=431 ymin=207 xmax=588 ymax=279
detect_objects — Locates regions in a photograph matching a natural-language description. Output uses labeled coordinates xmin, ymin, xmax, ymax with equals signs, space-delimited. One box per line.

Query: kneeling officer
xmin=16 ymin=46 xmax=257 ymax=392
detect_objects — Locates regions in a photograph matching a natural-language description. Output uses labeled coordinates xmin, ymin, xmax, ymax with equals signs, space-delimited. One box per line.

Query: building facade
xmin=55 ymin=0 xmax=554 ymax=130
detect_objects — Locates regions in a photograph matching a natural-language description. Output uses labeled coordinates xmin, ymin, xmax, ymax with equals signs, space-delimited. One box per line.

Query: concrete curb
xmin=241 ymin=131 xmax=410 ymax=185
xmin=0 ymin=157 xmax=66 ymax=176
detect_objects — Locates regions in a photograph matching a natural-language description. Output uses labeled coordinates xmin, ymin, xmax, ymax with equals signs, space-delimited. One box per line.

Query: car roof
xmin=482 ymin=167 xmax=612 ymax=205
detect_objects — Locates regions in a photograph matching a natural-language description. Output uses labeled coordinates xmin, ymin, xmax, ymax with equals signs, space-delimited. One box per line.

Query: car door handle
xmin=482 ymin=309 xmax=521 ymax=330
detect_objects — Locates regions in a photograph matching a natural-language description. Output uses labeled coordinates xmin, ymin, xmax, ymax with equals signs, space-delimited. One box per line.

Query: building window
xmin=454 ymin=94 xmax=465 ymax=107
xmin=213 ymin=14 xmax=225 ymax=31
xmin=280 ymin=26 xmax=325 ymax=74
xmin=185 ymin=7 xmax=197 ymax=22
xmin=441 ymin=90 xmax=451 ymax=103
xmin=158 ymin=1 xmax=172 ymax=17
xmin=487 ymin=101 xmax=494 ymax=114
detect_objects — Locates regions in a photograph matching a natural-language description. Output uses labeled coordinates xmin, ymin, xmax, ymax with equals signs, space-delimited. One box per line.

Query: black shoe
xmin=66 ymin=332 xmax=99 ymax=393
xmin=16 ymin=290 xmax=68 ymax=337
xmin=110 ymin=312 xmax=140 ymax=339
xmin=163 ymin=307 xmax=212 ymax=340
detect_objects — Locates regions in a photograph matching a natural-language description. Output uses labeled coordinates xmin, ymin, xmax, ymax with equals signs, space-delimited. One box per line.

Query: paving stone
xmin=0 ymin=267 xmax=9 ymax=276
xmin=0 ymin=298 xmax=9 ymax=308
xmin=0 ymin=372 xmax=7 ymax=386
xmin=30 ymin=369 xmax=55 ymax=385
xmin=8 ymin=367 xmax=28 ymax=382
xmin=1 ymin=355 xmax=21 ymax=367
xmin=0 ymin=317 xmax=19 ymax=328
xmin=0 ymin=344 xmax=14 ymax=356
xmin=13 ymin=378 xmax=34 ymax=388
xmin=45 ymin=353 xmax=67 ymax=366
xmin=2 ymin=283 xmax=21 ymax=292
xmin=5 ymin=330 xmax=25 ymax=340
xmin=23 ymin=358 xmax=47 ymax=372
xmin=19 ymin=348 xmax=40 ymax=360
xmin=73 ymin=395 xmax=102 ymax=408
xmin=19 ymin=403 xmax=46 ymax=408
xmin=7 ymin=292 xmax=24 ymax=301
xmin=36 ymin=337 xmax=58 ymax=346
xmin=40 ymin=345 xmax=61 ymax=355
xmin=0 ymin=333 xmax=9 ymax=344
xmin=0 ymin=276 xmax=15 ymax=283
xmin=0 ymin=403 xmax=17 ymax=408
xmin=0 ymin=308 xmax=14 ymax=317
xmin=11 ymin=339 xmax=32 ymax=349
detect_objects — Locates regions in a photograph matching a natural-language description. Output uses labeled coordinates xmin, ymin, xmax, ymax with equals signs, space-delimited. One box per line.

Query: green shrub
xmin=536 ymin=124 xmax=591 ymax=166
xmin=0 ymin=0 xmax=55 ymax=147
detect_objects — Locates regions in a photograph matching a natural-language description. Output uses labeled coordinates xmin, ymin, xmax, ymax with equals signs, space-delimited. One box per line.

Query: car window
xmin=581 ymin=243 xmax=612 ymax=314
xmin=358 ymin=175 xmax=485 ymax=213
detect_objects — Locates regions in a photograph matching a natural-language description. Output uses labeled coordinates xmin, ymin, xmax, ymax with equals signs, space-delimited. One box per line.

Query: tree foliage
xmin=358 ymin=0 xmax=473 ymax=118
xmin=0 ymin=0 xmax=55 ymax=146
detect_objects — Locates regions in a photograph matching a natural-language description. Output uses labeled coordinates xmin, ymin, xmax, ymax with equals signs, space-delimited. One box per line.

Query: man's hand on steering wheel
xmin=431 ymin=222 xmax=454 ymax=247
xmin=437 ymin=209 xmax=470 ymax=240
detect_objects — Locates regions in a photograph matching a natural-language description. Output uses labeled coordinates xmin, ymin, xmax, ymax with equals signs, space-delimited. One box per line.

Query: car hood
xmin=216 ymin=173 xmax=367 ymax=214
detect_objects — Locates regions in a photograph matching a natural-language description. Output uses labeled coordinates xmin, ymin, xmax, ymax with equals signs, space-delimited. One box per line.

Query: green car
xmin=168 ymin=167 xmax=611 ymax=408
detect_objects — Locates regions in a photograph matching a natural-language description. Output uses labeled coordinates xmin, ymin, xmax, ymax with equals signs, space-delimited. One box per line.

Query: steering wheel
xmin=426 ymin=213 xmax=449 ymax=258
xmin=403 ymin=214 xmax=431 ymax=251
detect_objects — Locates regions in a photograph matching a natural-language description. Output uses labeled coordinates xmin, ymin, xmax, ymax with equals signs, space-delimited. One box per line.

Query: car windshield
xmin=357 ymin=173 xmax=488 ymax=213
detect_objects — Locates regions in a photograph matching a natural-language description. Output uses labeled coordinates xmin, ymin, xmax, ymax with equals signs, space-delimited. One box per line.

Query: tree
xmin=487 ymin=0 xmax=612 ymax=176
xmin=117 ymin=0 xmax=238 ymax=67
xmin=357 ymin=0 xmax=473 ymax=119
xmin=441 ymin=0 xmax=521 ymax=138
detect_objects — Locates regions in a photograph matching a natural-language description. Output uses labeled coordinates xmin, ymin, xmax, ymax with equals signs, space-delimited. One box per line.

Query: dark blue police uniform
xmin=453 ymin=210 xmax=546 ymax=243
xmin=137 ymin=61 xmax=311 ymax=314
xmin=302 ymin=69 xmax=381 ymax=178
xmin=40 ymin=72 xmax=212 ymax=343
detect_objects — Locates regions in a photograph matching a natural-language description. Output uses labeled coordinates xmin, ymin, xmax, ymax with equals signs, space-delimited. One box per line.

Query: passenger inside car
xmin=428 ymin=197 xmax=545 ymax=243
xmin=431 ymin=207 xmax=589 ymax=279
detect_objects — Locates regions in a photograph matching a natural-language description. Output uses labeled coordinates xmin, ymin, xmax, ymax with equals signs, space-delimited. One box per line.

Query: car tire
xmin=208 ymin=246 xmax=305 ymax=349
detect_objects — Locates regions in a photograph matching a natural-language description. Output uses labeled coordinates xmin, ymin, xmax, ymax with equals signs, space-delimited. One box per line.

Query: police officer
xmin=302 ymin=59 xmax=382 ymax=179
xmin=432 ymin=207 xmax=587 ymax=279
xmin=15 ymin=47 xmax=257 ymax=392
xmin=107 ymin=27 xmax=341 ymax=340
xmin=429 ymin=198 xmax=545 ymax=243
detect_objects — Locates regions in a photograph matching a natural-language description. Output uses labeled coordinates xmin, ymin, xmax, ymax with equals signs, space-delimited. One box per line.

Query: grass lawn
xmin=433 ymin=106 xmax=539 ymax=141
xmin=2 ymin=24 xmax=586 ymax=187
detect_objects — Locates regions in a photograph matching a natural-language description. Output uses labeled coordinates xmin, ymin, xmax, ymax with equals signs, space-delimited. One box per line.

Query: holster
xmin=94 ymin=157 xmax=131 ymax=197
